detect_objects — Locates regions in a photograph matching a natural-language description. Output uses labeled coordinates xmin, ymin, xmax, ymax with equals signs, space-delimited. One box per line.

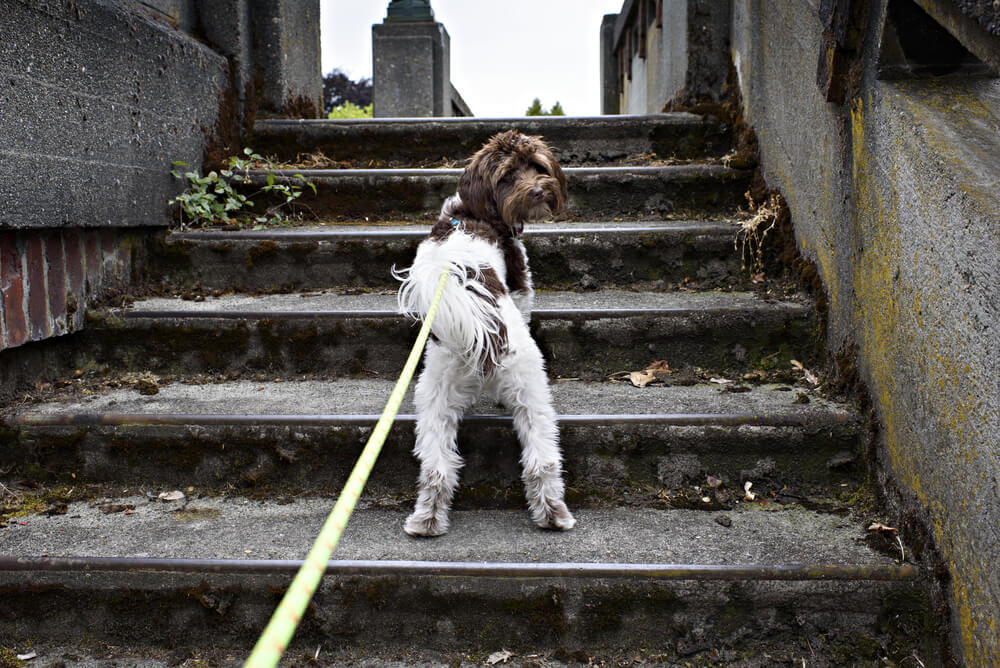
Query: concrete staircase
xmin=0 ymin=115 xmax=937 ymax=666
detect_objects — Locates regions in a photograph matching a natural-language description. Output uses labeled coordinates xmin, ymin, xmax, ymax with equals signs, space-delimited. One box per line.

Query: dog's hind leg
xmin=492 ymin=317 xmax=576 ymax=531
xmin=404 ymin=341 xmax=480 ymax=537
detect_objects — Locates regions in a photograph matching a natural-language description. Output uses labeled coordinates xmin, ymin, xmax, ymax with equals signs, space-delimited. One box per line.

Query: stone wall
xmin=0 ymin=0 xmax=230 ymax=232
xmin=0 ymin=0 xmax=322 ymax=362
xmin=0 ymin=0 xmax=230 ymax=359
xmin=730 ymin=0 xmax=999 ymax=664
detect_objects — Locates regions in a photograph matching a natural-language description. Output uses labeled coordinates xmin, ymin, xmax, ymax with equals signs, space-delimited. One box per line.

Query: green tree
xmin=322 ymin=68 xmax=371 ymax=114
xmin=525 ymin=98 xmax=544 ymax=116
xmin=525 ymin=98 xmax=567 ymax=116
xmin=328 ymin=101 xmax=373 ymax=119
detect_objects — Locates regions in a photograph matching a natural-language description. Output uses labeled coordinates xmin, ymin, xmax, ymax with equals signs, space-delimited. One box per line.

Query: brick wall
xmin=0 ymin=229 xmax=132 ymax=352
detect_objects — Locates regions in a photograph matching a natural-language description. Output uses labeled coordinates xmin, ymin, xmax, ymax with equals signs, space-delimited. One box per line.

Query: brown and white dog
xmin=395 ymin=130 xmax=576 ymax=536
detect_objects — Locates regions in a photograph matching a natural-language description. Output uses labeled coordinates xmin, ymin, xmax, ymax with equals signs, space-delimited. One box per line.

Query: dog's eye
xmin=498 ymin=173 xmax=515 ymax=184
xmin=532 ymin=163 xmax=549 ymax=176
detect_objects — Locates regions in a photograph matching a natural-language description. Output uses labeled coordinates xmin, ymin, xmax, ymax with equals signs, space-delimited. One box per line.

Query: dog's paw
xmin=404 ymin=512 xmax=449 ymax=537
xmin=534 ymin=501 xmax=576 ymax=531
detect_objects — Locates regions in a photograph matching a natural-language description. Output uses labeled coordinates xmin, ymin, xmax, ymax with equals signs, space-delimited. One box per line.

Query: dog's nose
xmin=530 ymin=186 xmax=545 ymax=200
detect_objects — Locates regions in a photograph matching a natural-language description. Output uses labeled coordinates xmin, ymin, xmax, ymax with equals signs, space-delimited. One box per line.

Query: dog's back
xmin=395 ymin=195 xmax=512 ymax=373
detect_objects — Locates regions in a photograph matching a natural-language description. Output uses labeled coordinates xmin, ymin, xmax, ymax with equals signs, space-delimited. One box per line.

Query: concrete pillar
xmin=607 ymin=0 xmax=731 ymax=114
xmin=248 ymin=0 xmax=323 ymax=117
xmin=372 ymin=4 xmax=452 ymax=117
xmin=134 ymin=0 xmax=322 ymax=119
xmin=601 ymin=14 xmax=621 ymax=114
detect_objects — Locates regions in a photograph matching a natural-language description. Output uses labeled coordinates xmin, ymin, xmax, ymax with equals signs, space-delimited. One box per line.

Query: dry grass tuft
xmin=736 ymin=191 xmax=784 ymax=276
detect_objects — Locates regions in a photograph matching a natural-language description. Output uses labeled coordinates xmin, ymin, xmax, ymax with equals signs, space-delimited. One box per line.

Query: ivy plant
xmin=169 ymin=148 xmax=316 ymax=229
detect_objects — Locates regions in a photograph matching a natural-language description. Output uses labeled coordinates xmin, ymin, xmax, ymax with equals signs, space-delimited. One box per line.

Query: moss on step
xmin=0 ymin=648 xmax=25 ymax=668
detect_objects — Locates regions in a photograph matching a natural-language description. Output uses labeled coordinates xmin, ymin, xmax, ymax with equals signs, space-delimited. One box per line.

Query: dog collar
xmin=450 ymin=216 xmax=523 ymax=237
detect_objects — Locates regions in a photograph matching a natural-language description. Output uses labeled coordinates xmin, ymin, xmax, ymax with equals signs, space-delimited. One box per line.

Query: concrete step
xmin=9 ymin=379 xmax=860 ymax=501
xmin=251 ymin=113 xmax=733 ymax=167
xmin=245 ymin=165 xmax=750 ymax=221
xmin=0 ymin=499 xmax=929 ymax=662
xmin=149 ymin=220 xmax=746 ymax=293
xmin=79 ymin=290 xmax=815 ymax=378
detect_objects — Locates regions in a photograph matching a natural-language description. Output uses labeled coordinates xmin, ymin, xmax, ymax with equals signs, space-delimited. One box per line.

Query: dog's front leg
xmin=404 ymin=342 xmax=480 ymax=537
xmin=494 ymin=321 xmax=576 ymax=531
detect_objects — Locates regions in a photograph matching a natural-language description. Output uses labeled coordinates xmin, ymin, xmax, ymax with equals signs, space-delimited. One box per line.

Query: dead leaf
xmin=744 ymin=481 xmax=757 ymax=501
xmin=136 ymin=377 xmax=159 ymax=396
xmin=17 ymin=651 xmax=36 ymax=661
xmin=44 ymin=502 xmax=68 ymax=516
xmin=709 ymin=377 xmax=733 ymax=385
xmin=629 ymin=370 xmax=658 ymax=388
xmin=158 ymin=490 xmax=186 ymax=502
xmin=751 ymin=272 xmax=766 ymax=283
xmin=98 ymin=503 xmax=135 ymax=514
xmin=868 ymin=522 xmax=898 ymax=534
xmin=706 ymin=476 xmax=723 ymax=488
xmin=486 ymin=650 xmax=513 ymax=665
xmin=646 ymin=359 xmax=670 ymax=372
xmin=791 ymin=360 xmax=819 ymax=385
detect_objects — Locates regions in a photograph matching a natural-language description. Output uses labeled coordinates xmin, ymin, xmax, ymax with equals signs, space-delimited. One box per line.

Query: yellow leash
xmin=244 ymin=270 xmax=449 ymax=668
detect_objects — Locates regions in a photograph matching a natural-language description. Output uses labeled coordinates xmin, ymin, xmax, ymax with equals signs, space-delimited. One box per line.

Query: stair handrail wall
xmin=606 ymin=0 xmax=1000 ymax=661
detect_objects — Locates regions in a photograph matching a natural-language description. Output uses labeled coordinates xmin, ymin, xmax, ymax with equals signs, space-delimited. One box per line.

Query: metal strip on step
xmin=253 ymin=113 xmax=702 ymax=127
xmin=16 ymin=412 xmax=852 ymax=428
xmin=167 ymin=222 xmax=738 ymax=243
xmin=252 ymin=165 xmax=746 ymax=182
xmin=117 ymin=306 xmax=775 ymax=321
xmin=120 ymin=309 xmax=403 ymax=320
xmin=0 ymin=556 xmax=917 ymax=581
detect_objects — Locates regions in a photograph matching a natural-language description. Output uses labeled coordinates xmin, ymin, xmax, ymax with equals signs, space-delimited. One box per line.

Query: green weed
xmin=169 ymin=148 xmax=316 ymax=229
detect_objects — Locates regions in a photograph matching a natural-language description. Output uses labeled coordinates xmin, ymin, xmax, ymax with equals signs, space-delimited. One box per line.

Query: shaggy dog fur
xmin=395 ymin=130 xmax=576 ymax=537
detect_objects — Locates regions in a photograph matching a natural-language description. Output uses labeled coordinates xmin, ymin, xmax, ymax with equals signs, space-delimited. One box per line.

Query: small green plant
xmin=328 ymin=101 xmax=373 ymax=119
xmin=169 ymin=148 xmax=316 ymax=228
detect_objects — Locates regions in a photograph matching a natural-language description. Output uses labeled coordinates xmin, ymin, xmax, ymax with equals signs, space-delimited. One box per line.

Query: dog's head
xmin=457 ymin=130 xmax=568 ymax=233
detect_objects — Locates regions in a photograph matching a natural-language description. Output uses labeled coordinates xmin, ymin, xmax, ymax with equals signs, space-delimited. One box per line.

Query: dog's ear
xmin=458 ymin=147 xmax=500 ymax=220
xmin=533 ymin=146 xmax=568 ymax=214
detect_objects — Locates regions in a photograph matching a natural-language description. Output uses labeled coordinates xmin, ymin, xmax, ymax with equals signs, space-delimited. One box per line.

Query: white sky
xmin=320 ymin=1 xmax=625 ymax=117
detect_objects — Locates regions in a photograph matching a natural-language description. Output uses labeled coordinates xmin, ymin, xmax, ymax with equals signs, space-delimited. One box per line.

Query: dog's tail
xmin=394 ymin=233 xmax=508 ymax=373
